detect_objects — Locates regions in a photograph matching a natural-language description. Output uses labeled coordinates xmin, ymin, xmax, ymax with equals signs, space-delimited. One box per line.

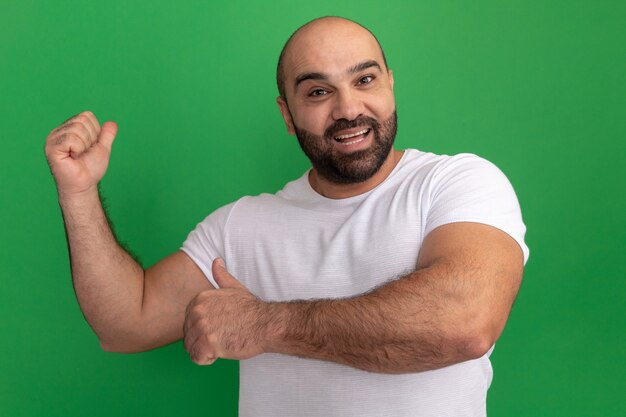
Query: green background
xmin=1 ymin=1 xmax=624 ymax=416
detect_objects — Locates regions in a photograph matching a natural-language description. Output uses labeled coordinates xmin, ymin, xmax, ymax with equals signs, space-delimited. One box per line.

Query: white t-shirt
xmin=182 ymin=149 xmax=529 ymax=417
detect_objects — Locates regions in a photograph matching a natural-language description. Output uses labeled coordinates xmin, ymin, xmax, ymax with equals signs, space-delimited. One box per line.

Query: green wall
xmin=1 ymin=1 xmax=624 ymax=416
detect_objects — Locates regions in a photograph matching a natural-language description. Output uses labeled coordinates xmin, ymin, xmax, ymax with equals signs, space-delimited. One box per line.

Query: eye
xmin=309 ymin=89 xmax=328 ymax=97
xmin=357 ymin=75 xmax=374 ymax=85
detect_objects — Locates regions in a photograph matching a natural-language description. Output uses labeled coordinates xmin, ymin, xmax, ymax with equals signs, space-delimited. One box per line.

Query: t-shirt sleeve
xmin=180 ymin=201 xmax=237 ymax=288
xmin=423 ymin=154 xmax=529 ymax=264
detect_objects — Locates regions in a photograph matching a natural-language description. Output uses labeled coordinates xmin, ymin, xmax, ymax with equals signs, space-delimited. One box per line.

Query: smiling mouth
xmin=334 ymin=128 xmax=371 ymax=144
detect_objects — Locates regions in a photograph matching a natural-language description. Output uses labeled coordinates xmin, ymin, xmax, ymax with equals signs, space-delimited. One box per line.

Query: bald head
xmin=276 ymin=17 xmax=389 ymax=101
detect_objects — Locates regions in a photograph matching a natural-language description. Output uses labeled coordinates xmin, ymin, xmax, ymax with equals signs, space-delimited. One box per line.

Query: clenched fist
xmin=45 ymin=111 xmax=118 ymax=197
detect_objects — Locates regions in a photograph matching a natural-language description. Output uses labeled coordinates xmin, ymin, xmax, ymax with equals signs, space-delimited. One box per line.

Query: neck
xmin=309 ymin=149 xmax=404 ymax=199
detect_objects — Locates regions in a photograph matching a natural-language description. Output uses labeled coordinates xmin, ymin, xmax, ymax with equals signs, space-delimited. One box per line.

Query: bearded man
xmin=45 ymin=16 xmax=528 ymax=417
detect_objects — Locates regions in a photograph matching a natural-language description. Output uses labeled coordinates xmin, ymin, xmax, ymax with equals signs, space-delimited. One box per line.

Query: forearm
xmin=266 ymin=263 xmax=491 ymax=374
xmin=58 ymin=186 xmax=145 ymax=349
xmin=185 ymin=223 xmax=521 ymax=371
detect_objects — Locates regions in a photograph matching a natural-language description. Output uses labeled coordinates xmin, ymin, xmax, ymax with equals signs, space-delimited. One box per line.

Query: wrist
xmin=261 ymin=301 xmax=290 ymax=353
xmin=57 ymin=185 xmax=100 ymax=208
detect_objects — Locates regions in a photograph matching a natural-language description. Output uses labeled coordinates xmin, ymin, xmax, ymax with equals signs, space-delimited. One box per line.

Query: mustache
xmin=324 ymin=116 xmax=380 ymax=140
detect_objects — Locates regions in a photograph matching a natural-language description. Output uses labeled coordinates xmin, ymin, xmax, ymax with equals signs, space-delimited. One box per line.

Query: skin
xmin=45 ymin=17 xmax=524 ymax=373
xmin=276 ymin=17 xmax=402 ymax=199
xmin=45 ymin=111 xmax=212 ymax=352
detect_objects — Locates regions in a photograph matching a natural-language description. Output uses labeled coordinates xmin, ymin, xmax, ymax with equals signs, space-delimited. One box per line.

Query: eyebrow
xmin=295 ymin=72 xmax=327 ymax=88
xmin=294 ymin=60 xmax=383 ymax=90
xmin=347 ymin=60 xmax=382 ymax=74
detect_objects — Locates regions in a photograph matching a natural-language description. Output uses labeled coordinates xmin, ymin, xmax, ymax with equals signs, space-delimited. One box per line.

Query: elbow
xmin=450 ymin=309 xmax=506 ymax=361
xmin=95 ymin=318 xmax=165 ymax=353
xmin=458 ymin=333 xmax=494 ymax=360
xmin=460 ymin=323 xmax=501 ymax=360
xmin=447 ymin=321 xmax=499 ymax=361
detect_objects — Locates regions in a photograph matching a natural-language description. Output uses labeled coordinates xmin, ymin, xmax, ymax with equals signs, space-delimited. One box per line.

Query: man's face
xmin=278 ymin=20 xmax=397 ymax=184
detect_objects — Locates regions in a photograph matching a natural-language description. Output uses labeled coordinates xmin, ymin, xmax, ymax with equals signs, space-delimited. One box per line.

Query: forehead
xmin=283 ymin=21 xmax=384 ymax=84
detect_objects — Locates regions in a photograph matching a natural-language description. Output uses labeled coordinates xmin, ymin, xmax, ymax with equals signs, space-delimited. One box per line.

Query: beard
xmin=294 ymin=110 xmax=398 ymax=184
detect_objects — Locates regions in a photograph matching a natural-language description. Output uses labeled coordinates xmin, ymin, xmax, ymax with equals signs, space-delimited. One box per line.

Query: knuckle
xmin=197 ymin=289 xmax=212 ymax=299
xmin=69 ymin=130 xmax=87 ymax=143
xmin=206 ymin=333 xmax=218 ymax=345
xmin=50 ymin=133 xmax=67 ymax=146
xmin=190 ymin=343 xmax=214 ymax=364
xmin=72 ymin=116 xmax=86 ymax=127
xmin=55 ymin=131 xmax=82 ymax=146
xmin=70 ymin=119 xmax=91 ymax=136
xmin=190 ymin=304 xmax=204 ymax=317
xmin=191 ymin=292 xmax=213 ymax=310
xmin=195 ymin=317 xmax=210 ymax=334
xmin=76 ymin=114 xmax=92 ymax=127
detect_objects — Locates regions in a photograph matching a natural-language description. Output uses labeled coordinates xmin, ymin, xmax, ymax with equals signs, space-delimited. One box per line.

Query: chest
xmin=225 ymin=192 xmax=427 ymax=301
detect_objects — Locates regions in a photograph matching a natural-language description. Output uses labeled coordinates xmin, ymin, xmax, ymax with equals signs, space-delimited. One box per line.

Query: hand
xmin=44 ymin=111 xmax=118 ymax=197
xmin=183 ymin=259 xmax=269 ymax=365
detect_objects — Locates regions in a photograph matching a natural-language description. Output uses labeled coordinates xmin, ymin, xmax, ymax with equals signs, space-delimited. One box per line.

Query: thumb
xmin=212 ymin=258 xmax=246 ymax=290
xmin=99 ymin=121 xmax=118 ymax=151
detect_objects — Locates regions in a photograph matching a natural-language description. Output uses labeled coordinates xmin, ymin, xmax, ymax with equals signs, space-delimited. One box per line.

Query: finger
xmin=183 ymin=291 xmax=208 ymax=336
xmin=184 ymin=313 xmax=219 ymax=362
xmin=66 ymin=118 xmax=97 ymax=149
xmin=76 ymin=111 xmax=99 ymax=145
xmin=52 ymin=111 xmax=89 ymax=134
xmin=183 ymin=301 xmax=208 ymax=352
xmin=51 ymin=132 xmax=88 ymax=158
xmin=46 ymin=128 xmax=89 ymax=156
xmin=191 ymin=341 xmax=217 ymax=365
xmin=192 ymin=355 xmax=216 ymax=366
xmin=98 ymin=121 xmax=118 ymax=152
xmin=81 ymin=110 xmax=101 ymax=132
xmin=191 ymin=349 xmax=217 ymax=366
xmin=212 ymin=258 xmax=246 ymax=289
xmin=188 ymin=332 xmax=218 ymax=365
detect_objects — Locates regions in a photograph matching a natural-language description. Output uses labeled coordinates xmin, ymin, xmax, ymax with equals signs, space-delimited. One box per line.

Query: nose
xmin=331 ymin=90 xmax=364 ymax=121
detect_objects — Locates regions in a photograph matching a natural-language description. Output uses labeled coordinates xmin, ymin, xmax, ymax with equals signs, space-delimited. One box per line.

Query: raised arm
xmin=45 ymin=111 xmax=211 ymax=353
xmin=184 ymin=221 xmax=524 ymax=373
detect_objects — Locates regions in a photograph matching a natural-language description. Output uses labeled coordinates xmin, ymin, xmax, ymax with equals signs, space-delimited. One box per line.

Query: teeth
xmin=342 ymin=137 xmax=365 ymax=145
xmin=335 ymin=129 xmax=369 ymax=140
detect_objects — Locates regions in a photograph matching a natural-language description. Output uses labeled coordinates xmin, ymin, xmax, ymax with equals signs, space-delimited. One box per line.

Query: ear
xmin=276 ymin=96 xmax=296 ymax=135
xmin=387 ymin=69 xmax=394 ymax=91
